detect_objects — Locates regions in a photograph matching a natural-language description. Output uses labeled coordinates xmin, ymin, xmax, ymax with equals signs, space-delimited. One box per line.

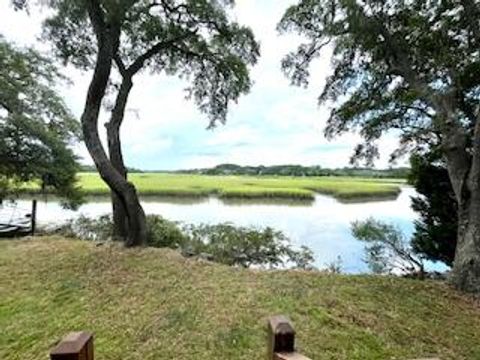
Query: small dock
xmin=0 ymin=199 xmax=37 ymax=238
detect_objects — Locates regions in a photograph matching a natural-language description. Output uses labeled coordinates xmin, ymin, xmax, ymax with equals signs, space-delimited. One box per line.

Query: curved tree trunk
xmin=81 ymin=5 xmax=147 ymax=247
xmin=106 ymin=77 xmax=133 ymax=241
xmin=83 ymin=74 xmax=147 ymax=247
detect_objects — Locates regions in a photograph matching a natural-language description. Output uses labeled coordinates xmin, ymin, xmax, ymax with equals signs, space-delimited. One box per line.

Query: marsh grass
xmin=1 ymin=238 xmax=479 ymax=360
xmin=22 ymin=173 xmax=404 ymax=200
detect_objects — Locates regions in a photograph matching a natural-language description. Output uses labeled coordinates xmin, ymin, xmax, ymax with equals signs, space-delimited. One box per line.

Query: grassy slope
xmin=1 ymin=238 xmax=479 ymax=360
xmin=72 ymin=173 xmax=403 ymax=200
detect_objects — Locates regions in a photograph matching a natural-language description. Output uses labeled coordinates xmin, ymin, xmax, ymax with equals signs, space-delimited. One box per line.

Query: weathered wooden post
xmin=267 ymin=315 xmax=311 ymax=360
xmin=50 ymin=332 xmax=94 ymax=360
xmin=30 ymin=199 xmax=37 ymax=236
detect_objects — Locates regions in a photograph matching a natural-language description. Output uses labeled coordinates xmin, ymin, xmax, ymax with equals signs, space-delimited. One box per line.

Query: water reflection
xmin=12 ymin=187 xmax=443 ymax=273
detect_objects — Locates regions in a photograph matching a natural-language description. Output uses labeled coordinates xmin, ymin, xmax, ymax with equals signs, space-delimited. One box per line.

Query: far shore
xmin=20 ymin=173 xmax=405 ymax=202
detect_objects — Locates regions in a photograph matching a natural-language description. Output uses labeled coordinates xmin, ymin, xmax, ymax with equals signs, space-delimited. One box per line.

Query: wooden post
xmin=50 ymin=332 xmax=93 ymax=360
xmin=30 ymin=199 xmax=37 ymax=236
xmin=267 ymin=315 xmax=311 ymax=360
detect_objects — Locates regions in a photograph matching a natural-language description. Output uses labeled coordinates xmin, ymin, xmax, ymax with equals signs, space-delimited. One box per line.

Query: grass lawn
xmin=1 ymin=237 xmax=479 ymax=360
xmin=57 ymin=173 xmax=405 ymax=201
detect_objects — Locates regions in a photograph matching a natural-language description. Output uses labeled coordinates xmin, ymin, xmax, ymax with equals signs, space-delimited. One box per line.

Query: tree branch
xmin=114 ymin=53 xmax=127 ymax=77
xmin=0 ymin=100 xmax=13 ymax=114
xmin=107 ymin=77 xmax=133 ymax=129
xmin=369 ymin=13 xmax=473 ymax=201
xmin=125 ymin=31 xmax=196 ymax=76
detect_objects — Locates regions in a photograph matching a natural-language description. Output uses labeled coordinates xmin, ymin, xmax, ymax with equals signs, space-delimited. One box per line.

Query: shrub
xmin=145 ymin=215 xmax=188 ymax=249
xmin=352 ymin=218 xmax=425 ymax=277
xmin=54 ymin=215 xmax=314 ymax=269
xmin=182 ymin=223 xmax=314 ymax=269
xmin=57 ymin=215 xmax=113 ymax=241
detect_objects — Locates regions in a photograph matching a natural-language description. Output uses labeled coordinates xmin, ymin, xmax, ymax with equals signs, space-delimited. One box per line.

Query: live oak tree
xmin=0 ymin=36 xmax=81 ymax=208
xmin=19 ymin=0 xmax=259 ymax=246
xmin=279 ymin=0 xmax=480 ymax=293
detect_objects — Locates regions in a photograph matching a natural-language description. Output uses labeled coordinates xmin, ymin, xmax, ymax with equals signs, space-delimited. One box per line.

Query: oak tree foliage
xmin=279 ymin=0 xmax=480 ymax=163
xmin=280 ymin=0 xmax=480 ymax=293
xmin=0 ymin=36 xmax=81 ymax=207
xmin=40 ymin=0 xmax=259 ymax=127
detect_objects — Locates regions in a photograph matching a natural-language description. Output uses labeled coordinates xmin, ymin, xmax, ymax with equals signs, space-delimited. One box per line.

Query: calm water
xmin=6 ymin=187 xmax=439 ymax=273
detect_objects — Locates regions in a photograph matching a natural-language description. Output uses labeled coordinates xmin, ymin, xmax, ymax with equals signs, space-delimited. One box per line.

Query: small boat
xmin=0 ymin=201 xmax=36 ymax=238
xmin=0 ymin=223 xmax=31 ymax=238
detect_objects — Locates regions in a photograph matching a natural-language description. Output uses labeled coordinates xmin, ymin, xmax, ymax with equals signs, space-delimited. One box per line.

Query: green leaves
xmin=42 ymin=1 xmax=95 ymax=69
xmin=0 ymin=37 xmax=82 ymax=207
xmin=58 ymin=215 xmax=315 ymax=269
xmin=183 ymin=222 xmax=313 ymax=269
xmin=409 ymin=153 xmax=457 ymax=266
xmin=280 ymin=0 xmax=480 ymax=164
xmin=352 ymin=218 xmax=425 ymax=276
xmin=40 ymin=0 xmax=260 ymax=126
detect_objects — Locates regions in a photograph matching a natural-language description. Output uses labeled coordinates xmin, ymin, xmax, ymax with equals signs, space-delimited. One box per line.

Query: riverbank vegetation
xmin=22 ymin=173 xmax=404 ymax=201
xmin=56 ymin=215 xmax=314 ymax=269
xmin=1 ymin=238 xmax=479 ymax=359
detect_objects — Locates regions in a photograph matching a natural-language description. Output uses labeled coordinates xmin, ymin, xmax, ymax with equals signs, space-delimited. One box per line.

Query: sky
xmin=0 ymin=0 xmax=402 ymax=170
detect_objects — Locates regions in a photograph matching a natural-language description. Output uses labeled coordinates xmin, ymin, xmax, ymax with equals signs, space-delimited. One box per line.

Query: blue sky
xmin=0 ymin=0 xmax=402 ymax=170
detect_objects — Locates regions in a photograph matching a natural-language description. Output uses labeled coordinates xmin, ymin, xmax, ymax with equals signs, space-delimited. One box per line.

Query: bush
xmin=56 ymin=215 xmax=113 ymax=241
xmin=352 ymin=218 xmax=425 ymax=277
xmin=54 ymin=215 xmax=314 ymax=269
xmin=145 ymin=215 xmax=188 ymax=249
xmin=182 ymin=223 xmax=314 ymax=269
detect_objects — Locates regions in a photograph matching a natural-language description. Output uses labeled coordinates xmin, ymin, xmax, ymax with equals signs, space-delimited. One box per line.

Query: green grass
xmin=1 ymin=238 xmax=479 ymax=360
xmin=39 ymin=173 xmax=403 ymax=201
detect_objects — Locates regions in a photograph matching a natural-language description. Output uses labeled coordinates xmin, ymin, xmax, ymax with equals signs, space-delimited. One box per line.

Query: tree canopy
xmin=0 ymin=36 xmax=81 ymax=207
xmin=279 ymin=0 xmax=479 ymax=163
xmin=40 ymin=0 xmax=259 ymax=127
xmin=279 ymin=0 xmax=480 ymax=293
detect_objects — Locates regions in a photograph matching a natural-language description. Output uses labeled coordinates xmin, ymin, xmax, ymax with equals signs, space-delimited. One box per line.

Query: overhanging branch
xmin=125 ymin=31 xmax=197 ymax=76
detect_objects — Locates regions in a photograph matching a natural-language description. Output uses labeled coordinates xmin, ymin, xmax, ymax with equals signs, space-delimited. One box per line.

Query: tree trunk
xmin=389 ymin=41 xmax=480 ymax=292
xmin=452 ymin=196 xmax=480 ymax=293
xmin=80 ymin=8 xmax=147 ymax=247
xmin=449 ymin=120 xmax=480 ymax=293
xmin=106 ymin=77 xmax=133 ymax=241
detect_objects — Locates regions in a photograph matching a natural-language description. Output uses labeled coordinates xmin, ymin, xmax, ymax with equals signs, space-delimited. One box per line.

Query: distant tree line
xmin=176 ymin=164 xmax=409 ymax=178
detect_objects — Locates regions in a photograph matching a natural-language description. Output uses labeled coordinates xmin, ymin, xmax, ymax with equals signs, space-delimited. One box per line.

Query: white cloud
xmin=205 ymin=125 xmax=260 ymax=146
